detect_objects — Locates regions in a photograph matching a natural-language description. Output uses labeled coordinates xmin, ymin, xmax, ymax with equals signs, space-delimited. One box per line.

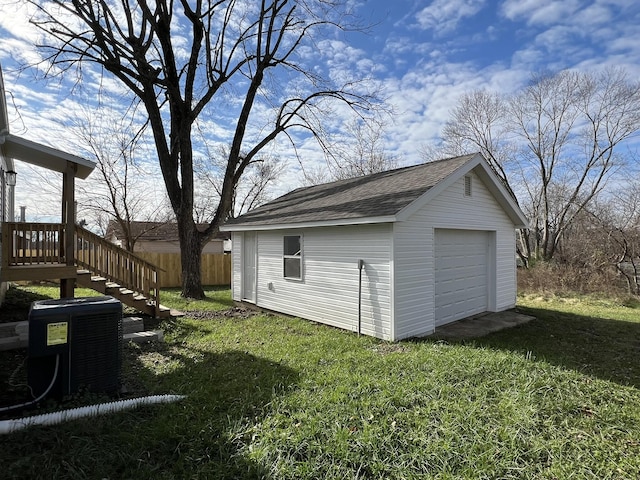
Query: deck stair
xmin=76 ymin=270 xmax=171 ymax=318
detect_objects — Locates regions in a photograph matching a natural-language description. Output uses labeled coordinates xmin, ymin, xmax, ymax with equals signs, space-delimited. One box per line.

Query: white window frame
xmin=283 ymin=234 xmax=303 ymax=280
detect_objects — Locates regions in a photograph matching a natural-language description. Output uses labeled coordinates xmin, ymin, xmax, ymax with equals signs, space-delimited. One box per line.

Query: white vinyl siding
xmin=231 ymin=232 xmax=242 ymax=302
xmin=255 ymin=224 xmax=393 ymax=340
xmin=0 ymin=156 xmax=5 ymax=304
xmin=392 ymin=218 xmax=433 ymax=340
xmin=393 ymin=169 xmax=517 ymax=339
xmin=243 ymin=232 xmax=257 ymax=302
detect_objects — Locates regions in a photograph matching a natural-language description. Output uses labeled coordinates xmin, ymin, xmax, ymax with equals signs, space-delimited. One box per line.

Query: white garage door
xmin=435 ymin=229 xmax=489 ymax=326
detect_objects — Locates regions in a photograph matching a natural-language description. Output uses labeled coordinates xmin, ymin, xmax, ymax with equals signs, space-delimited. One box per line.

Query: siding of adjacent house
xmin=0 ymin=154 xmax=5 ymax=304
xmin=393 ymin=169 xmax=517 ymax=339
xmin=234 ymin=225 xmax=393 ymax=340
xmin=132 ymin=239 xmax=225 ymax=254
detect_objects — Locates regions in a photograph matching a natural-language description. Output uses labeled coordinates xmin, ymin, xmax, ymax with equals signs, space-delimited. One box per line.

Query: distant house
xmin=221 ymin=153 xmax=528 ymax=341
xmin=105 ymin=221 xmax=231 ymax=254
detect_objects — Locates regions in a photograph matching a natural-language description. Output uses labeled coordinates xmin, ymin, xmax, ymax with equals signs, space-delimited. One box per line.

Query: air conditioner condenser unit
xmin=27 ymin=296 xmax=123 ymax=400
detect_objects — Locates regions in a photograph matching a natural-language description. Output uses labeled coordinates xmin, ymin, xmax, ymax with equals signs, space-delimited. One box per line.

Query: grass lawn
xmin=0 ymin=286 xmax=639 ymax=479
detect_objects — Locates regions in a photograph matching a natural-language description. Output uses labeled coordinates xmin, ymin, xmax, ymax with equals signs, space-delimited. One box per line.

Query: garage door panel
xmin=439 ymin=277 xmax=483 ymax=292
xmin=435 ymin=229 xmax=489 ymax=326
xmin=438 ymin=286 xmax=485 ymax=305
xmin=437 ymin=267 xmax=485 ymax=284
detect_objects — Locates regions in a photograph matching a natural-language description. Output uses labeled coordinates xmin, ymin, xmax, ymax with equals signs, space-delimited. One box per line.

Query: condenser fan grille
xmin=71 ymin=311 xmax=123 ymax=393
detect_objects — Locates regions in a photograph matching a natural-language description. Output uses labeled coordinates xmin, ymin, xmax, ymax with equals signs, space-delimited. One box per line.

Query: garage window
xmin=283 ymin=235 xmax=302 ymax=279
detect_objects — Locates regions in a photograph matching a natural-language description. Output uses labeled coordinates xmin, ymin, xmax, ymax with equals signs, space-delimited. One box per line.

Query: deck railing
xmin=1 ymin=222 xmax=161 ymax=314
xmin=1 ymin=222 xmax=65 ymax=266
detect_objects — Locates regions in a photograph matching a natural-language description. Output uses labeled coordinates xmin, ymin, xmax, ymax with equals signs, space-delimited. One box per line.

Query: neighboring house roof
xmin=221 ymin=153 xmax=528 ymax=231
xmin=0 ymin=64 xmax=95 ymax=179
xmin=106 ymin=221 xmax=230 ymax=242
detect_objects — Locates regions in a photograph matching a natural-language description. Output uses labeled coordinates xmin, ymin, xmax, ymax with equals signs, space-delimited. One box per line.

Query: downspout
xmin=358 ymin=259 xmax=364 ymax=336
xmin=7 ymin=175 xmax=14 ymax=222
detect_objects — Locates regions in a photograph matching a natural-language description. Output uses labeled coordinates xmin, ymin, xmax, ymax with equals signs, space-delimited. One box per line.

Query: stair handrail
xmin=74 ymin=225 xmax=162 ymax=315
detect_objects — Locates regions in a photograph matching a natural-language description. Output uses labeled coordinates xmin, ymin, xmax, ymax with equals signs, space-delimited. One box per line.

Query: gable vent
xmin=464 ymin=175 xmax=472 ymax=196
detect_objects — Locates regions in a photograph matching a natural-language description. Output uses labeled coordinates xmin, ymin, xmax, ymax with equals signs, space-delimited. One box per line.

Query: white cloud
xmin=0 ymin=2 xmax=40 ymax=44
xmin=416 ymin=0 xmax=487 ymax=34
xmin=574 ymin=3 xmax=613 ymax=26
xmin=500 ymin=0 xmax=583 ymax=26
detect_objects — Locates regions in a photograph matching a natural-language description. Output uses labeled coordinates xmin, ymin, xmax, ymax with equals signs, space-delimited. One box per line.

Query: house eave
xmin=220 ymin=215 xmax=398 ymax=232
xmin=0 ymin=133 xmax=95 ymax=179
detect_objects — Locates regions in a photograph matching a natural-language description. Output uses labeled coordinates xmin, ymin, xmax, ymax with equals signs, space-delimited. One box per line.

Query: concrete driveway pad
xmin=432 ymin=310 xmax=536 ymax=340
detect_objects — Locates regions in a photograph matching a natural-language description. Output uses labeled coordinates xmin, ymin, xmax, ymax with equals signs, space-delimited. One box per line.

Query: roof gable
xmin=396 ymin=154 xmax=528 ymax=228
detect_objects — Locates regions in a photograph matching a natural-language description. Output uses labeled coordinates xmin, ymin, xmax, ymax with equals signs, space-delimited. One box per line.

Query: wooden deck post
xmin=60 ymin=161 xmax=76 ymax=299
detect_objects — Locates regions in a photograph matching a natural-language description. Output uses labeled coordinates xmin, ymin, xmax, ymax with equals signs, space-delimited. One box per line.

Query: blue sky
xmin=0 ymin=0 xmax=639 ymax=221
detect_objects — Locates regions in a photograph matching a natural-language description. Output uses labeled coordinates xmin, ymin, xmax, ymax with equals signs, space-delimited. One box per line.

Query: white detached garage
xmin=221 ymin=153 xmax=528 ymax=341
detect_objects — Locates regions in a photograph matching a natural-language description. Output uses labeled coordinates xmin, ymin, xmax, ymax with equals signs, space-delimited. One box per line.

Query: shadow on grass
xmin=2 ymin=337 xmax=298 ymax=480
xmin=0 ymin=286 xmax=52 ymax=323
xmin=464 ymin=306 xmax=640 ymax=389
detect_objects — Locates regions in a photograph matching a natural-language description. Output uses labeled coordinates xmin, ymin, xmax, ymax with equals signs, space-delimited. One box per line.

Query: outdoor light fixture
xmin=5 ymin=169 xmax=16 ymax=186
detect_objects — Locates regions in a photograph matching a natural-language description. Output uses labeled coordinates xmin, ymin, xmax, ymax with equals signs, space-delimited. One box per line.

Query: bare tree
xmin=585 ymin=185 xmax=640 ymax=296
xmin=435 ymin=68 xmax=640 ymax=263
xmin=441 ymin=90 xmax=515 ymax=195
xmin=329 ymin=118 xmax=398 ymax=180
xmin=28 ymin=0 xmax=376 ymax=298
xmin=194 ymin=143 xmax=285 ymax=220
xmin=71 ymin=106 xmax=171 ymax=251
xmin=300 ymin=163 xmax=332 ymax=186
xmin=303 ymin=117 xmax=397 ymax=184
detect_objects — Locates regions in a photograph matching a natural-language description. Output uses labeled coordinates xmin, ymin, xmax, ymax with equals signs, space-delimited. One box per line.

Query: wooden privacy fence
xmin=135 ymin=252 xmax=231 ymax=288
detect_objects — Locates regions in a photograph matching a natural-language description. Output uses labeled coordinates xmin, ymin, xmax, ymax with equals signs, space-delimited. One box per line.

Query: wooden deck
xmin=0 ymin=264 xmax=77 ymax=282
xmin=1 ymin=222 xmax=170 ymax=318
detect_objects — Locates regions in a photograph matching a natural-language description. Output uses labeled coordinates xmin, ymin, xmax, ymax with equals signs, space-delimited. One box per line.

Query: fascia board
xmin=220 ymin=214 xmax=397 ymax=232
xmin=473 ymin=165 xmax=529 ymax=228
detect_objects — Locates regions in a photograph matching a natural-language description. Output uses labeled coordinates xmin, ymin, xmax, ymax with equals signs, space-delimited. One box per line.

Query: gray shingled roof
xmin=223 ymin=154 xmax=477 ymax=228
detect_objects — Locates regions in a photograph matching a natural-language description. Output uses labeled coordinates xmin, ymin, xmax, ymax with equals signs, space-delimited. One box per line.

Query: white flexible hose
xmin=0 ymin=394 xmax=186 ymax=435
xmin=0 ymin=355 xmax=61 ymax=413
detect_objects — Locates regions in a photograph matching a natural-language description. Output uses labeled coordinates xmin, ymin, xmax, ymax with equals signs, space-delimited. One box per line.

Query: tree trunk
xmin=516 ymin=228 xmax=531 ymax=268
xmin=177 ymin=214 xmax=205 ymax=299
